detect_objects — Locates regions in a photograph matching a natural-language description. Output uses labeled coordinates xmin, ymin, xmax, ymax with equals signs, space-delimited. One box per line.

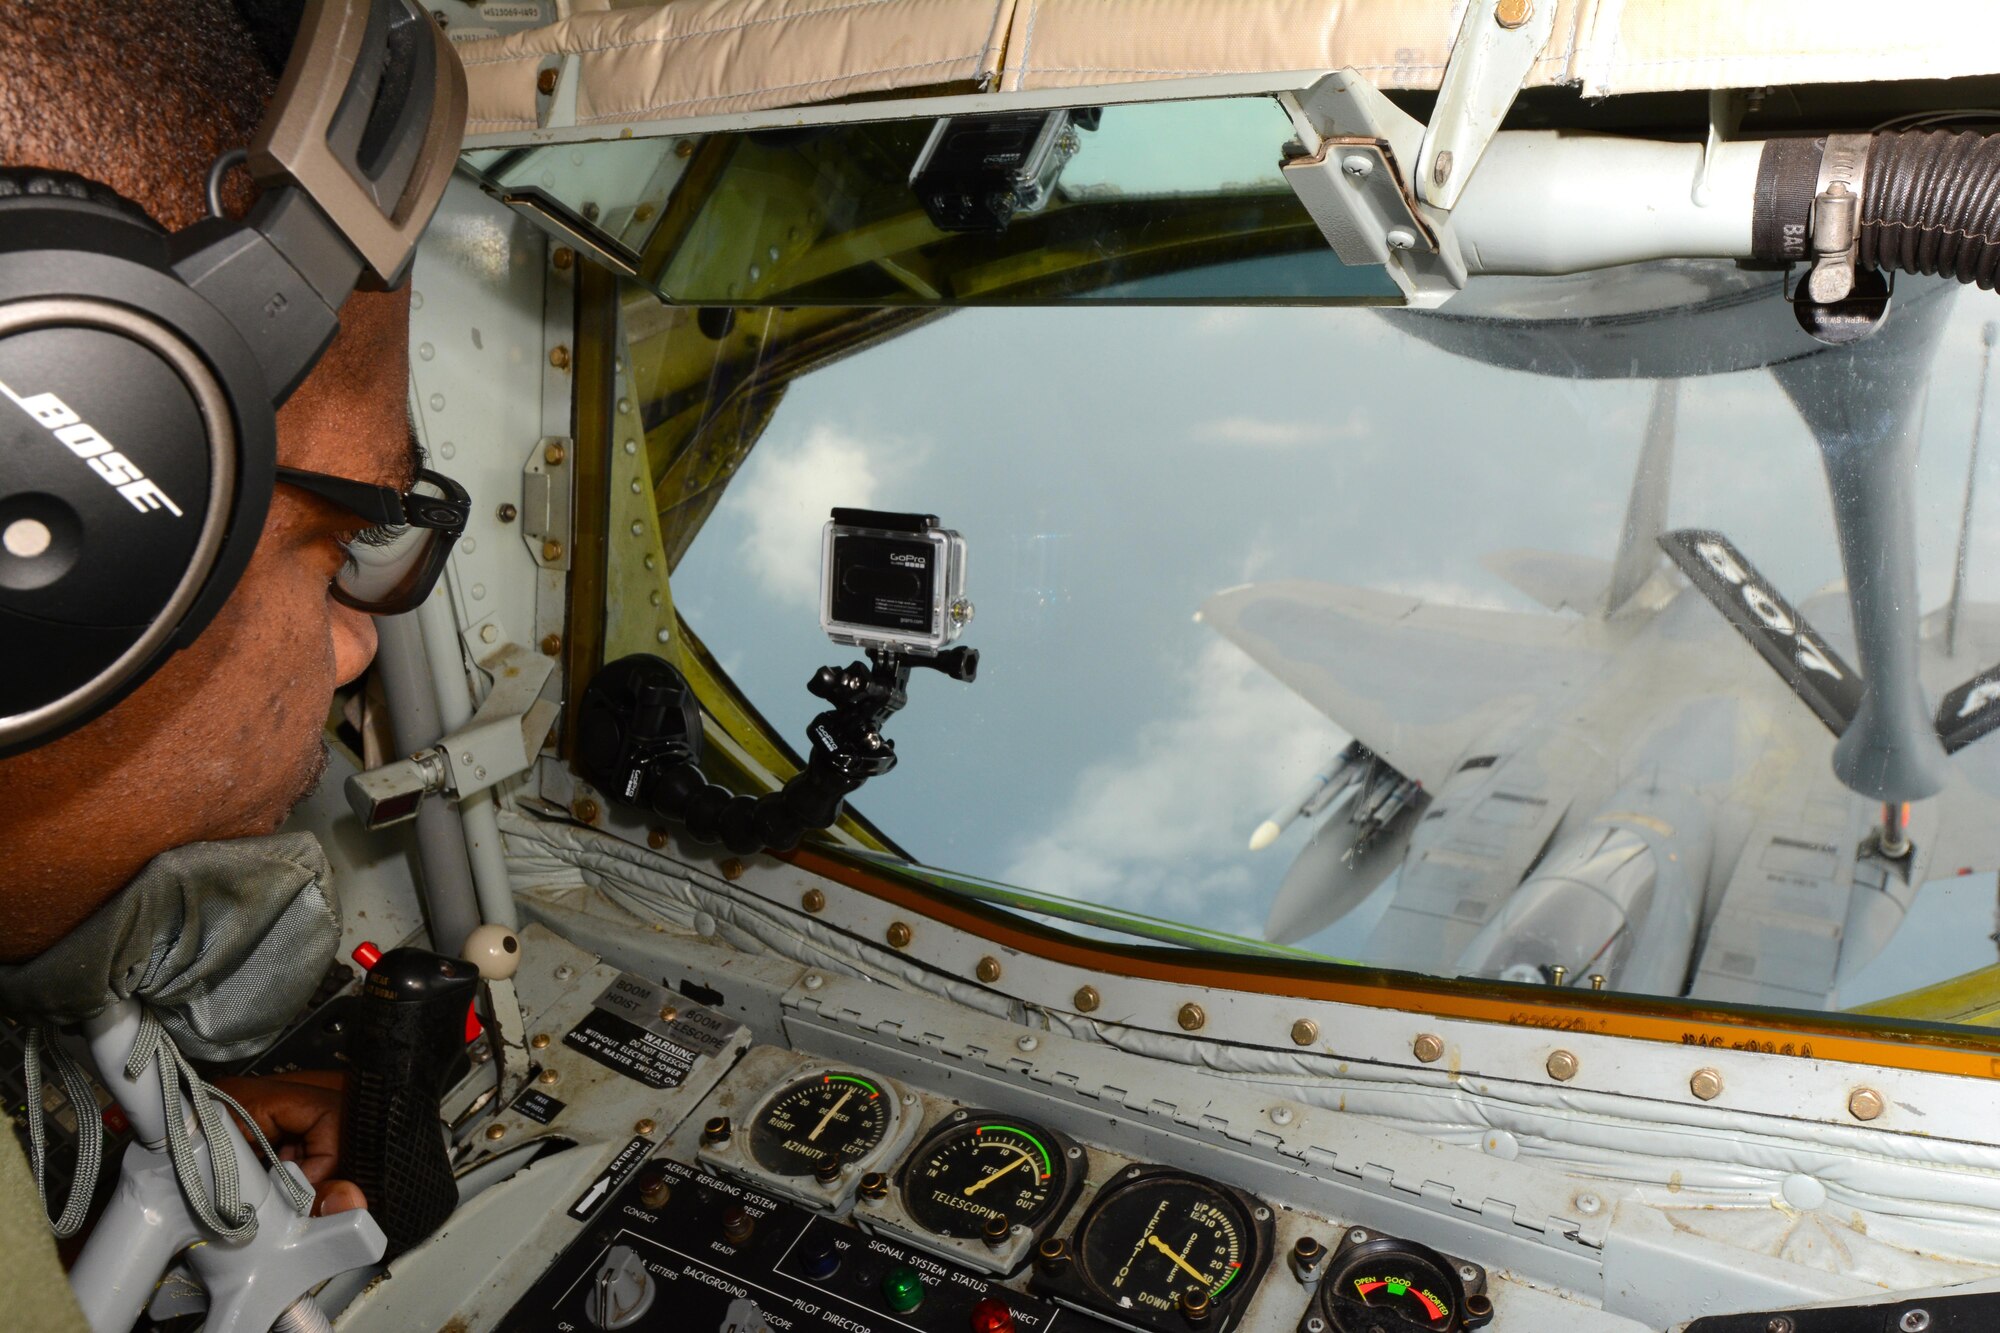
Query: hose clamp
xmin=1807 ymin=133 xmax=1872 ymax=303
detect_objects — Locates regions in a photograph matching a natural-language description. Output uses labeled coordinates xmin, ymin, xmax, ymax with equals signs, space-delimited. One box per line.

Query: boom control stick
xmin=341 ymin=947 xmax=482 ymax=1259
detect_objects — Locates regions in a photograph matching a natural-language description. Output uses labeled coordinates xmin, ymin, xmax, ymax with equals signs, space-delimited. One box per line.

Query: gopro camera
xmin=909 ymin=109 xmax=1089 ymax=233
xmin=821 ymin=508 xmax=972 ymax=655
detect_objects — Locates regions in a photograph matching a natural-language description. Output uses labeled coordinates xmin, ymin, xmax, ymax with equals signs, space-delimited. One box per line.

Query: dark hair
xmin=0 ymin=0 xmax=280 ymax=231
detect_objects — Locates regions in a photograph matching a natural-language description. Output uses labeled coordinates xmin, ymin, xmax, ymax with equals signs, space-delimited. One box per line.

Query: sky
xmin=668 ymin=283 xmax=2000 ymax=1009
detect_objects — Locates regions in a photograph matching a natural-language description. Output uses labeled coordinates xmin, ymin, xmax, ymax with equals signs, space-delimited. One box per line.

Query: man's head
xmin=0 ymin=0 xmax=418 ymax=959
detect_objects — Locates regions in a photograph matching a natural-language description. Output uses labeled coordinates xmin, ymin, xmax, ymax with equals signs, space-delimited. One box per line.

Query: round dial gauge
xmin=1321 ymin=1236 xmax=1491 ymax=1333
xmin=900 ymin=1114 xmax=1078 ymax=1241
xmin=1071 ymin=1168 xmax=1269 ymax=1325
xmin=747 ymin=1072 xmax=893 ymax=1177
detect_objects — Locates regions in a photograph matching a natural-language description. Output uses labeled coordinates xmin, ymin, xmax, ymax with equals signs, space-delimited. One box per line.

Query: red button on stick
xmin=969 ymin=1297 xmax=1016 ymax=1333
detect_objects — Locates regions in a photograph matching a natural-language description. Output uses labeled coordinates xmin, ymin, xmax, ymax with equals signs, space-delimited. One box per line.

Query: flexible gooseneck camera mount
xmin=578 ymin=646 xmax=977 ymax=855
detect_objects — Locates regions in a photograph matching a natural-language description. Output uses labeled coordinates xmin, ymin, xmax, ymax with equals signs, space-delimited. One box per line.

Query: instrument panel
xmin=499 ymin=1045 xmax=1496 ymax=1333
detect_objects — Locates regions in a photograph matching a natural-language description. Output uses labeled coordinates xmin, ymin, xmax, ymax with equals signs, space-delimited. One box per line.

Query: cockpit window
xmin=464 ymin=97 xmax=1401 ymax=306
xmin=569 ymin=101 xmax=2000 ymax=1031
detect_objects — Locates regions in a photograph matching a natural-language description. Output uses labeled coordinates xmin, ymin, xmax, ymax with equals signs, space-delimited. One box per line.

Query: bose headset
xmin=0 ymin=0 xmax=467 ymax=756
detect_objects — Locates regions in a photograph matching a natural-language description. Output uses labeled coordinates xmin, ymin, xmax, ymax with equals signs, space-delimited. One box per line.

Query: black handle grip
xmin=341 ymin=946 xmax=480 ymax=1259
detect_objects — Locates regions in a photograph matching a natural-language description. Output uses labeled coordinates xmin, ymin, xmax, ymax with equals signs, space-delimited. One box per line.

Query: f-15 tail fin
xmin=1605 ymin=381 xmax=1679 ymax=615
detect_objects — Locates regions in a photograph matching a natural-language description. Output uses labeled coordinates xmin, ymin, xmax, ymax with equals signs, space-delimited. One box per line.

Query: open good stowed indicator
xmin=1309 ymin=1231 xmax=1493 ymax=1333
xmin=1033 ymin=1165 xmax=1273 ymax=1333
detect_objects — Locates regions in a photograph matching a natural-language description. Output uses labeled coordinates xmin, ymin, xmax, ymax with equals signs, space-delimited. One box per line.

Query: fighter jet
xmin=1202 ymin=324 xmax=2000 ymax=1008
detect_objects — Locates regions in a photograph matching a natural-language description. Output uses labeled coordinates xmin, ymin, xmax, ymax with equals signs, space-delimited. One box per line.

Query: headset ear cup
xmin=0 ymin=168 xmax=163 ymax=231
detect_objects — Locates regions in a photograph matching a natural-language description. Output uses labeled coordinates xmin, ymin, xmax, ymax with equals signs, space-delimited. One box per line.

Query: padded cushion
xmin=0 ymin=168 xmax=160 ymax=230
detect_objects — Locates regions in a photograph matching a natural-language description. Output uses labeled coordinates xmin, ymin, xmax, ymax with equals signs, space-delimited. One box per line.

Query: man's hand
xmin=213 ymin=1071 xmax=367 ymax=1216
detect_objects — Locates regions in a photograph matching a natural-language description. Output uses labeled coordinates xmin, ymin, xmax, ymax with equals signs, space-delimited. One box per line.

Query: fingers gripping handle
xmin=342 ymin=948 xmax=480 ymax=1259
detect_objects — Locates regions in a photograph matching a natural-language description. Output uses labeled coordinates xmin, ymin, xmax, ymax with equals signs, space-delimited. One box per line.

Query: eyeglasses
xmin=276 ymin=465 xmax=470 ymax=615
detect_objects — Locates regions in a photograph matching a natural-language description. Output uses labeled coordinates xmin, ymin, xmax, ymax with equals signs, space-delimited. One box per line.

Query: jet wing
xmin=1199 ymin=581 xmax=1608 ymax=790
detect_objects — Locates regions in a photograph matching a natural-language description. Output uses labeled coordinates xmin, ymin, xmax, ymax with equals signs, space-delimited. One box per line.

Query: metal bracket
xmin=1415 ymin=0 xmax=1561 ymax=211
xmin=533 ymin=53 xmax=581 ymax=132
xmin=1281 ymin=73 xmax=1467 ymax=308
xmin=345 ymin=642 xmax=560 ymax=829
xmin=522 ymin=435 xmax=573 ymax=571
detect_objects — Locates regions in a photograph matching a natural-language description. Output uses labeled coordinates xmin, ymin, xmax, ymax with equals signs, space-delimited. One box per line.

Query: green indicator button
xmin=882 ymin=1264 xmax=926 ymax=1313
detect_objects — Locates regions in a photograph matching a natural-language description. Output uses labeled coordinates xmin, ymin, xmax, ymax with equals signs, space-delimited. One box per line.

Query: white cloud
xmin=1000 ymin=637 xmax=1345 ymax=931
xmin=722 ymin=424 xmax=887 ymax=608
xmin=1192 ymin=414 xmax=1371 ymax=448
xmin=1377 ymin=577 xmax=1515 ymax=611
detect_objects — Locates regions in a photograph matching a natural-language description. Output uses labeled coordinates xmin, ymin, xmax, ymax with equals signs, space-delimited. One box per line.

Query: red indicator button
xmin=969 ymin=1296 xmax=1016 ymax=1333
xmin=351 ymin=941 xmax=383 ymax=971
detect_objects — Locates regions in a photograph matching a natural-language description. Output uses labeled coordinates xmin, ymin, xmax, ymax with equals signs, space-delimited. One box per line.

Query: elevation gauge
xmin=1036 ymin=1164 xmax=1273 ymax=1333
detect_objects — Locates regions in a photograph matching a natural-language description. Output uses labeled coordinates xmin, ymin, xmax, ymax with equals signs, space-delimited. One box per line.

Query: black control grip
xmin=341 ymin=947 xmax=480 ymax=1258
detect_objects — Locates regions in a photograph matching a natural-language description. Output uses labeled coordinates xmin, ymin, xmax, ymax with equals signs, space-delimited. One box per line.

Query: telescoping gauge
xmin=899 ymin=1111 xmax=1084 ymax=1247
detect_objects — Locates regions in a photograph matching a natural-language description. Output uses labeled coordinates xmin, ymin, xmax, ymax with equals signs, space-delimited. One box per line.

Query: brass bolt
xmin=1590 ymin=974 xmax=1607 ymax=991
xmin=886 ymin=921 xmax=913 ymax=949
xmin=674 ymin=139 xmax=694 ymax=159
xmin=484 ymin=1123 xmax=507 ymax=1141
xmin=538 ymin=1067 xmax=561 ymax=1085
xmin=1177 ymin=1002 xmax=1206 ymax=1032
xmin=540 ymin=633 xmax=563 ymax=656
xmin=633 ymin=203 xmax=655 ymax=223
xmin=548 ymin=345 xmax=570 ymax=371
xmin=543 ymin=440 xmax=567 ymax=465
xmin=535 ymin=67 xmax=559 ymax=95
xmin=1291 ymin=1019 xmax=1318 ymax=1046
xmin=856 ymin=1171 xmax=889 ymax=1201
xmin=801 ymin=888 xmax=826 ymax=913
xmin=541 ymin=538 xmax=565 ymax=563
xmin=1550 ymin=965 xmax=1567 ymax=987
xmin=1690 ymin=1067 xmax=1724 ymax=1101
xmin=647 ymin=828 xmax=669 ymax=850
xmin=1413 ymin=1033 xmax=1445 ymax=1063
xmin=572 ymin=797 xmax=599 ymax=825
xmin=1546 ymin=1049 xmax=1579 ymax=1082
xmin=1495 ymin=0 xmax=1533 ymax=28
xmin=1178 ymin=1287 xmax=1212 ymax=1323
xmin=720 ymin=858 xmax=745 ymax=881
xmin=635 ymin=1118 xmax=656 ymax=1136
xmin=1035 ymin=1237 xmax=1070 ymax=1272
xmin=496 ymin=502 xmax=518 ymax=523
xmin=1073 ymin=985 xmax=1100 ymax=1013
xmin=552 ymin=246 xmax=574 ymax=271
xmin=700 ymin=1115 xmax=731 ymax=1146
xmin=530 ymin=1032 xmax=550 ymax=1050
xmin=658 ymin=1006 xmax=678 ymax=1023
xmin=976 ymin=956 xmax=1003 ymax=983
xmin=1849 ymin=1087 xmax=1886 ymax=1121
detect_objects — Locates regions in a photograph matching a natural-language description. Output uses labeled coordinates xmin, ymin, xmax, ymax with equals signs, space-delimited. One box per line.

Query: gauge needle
xmin=809 ymin=1088 xmax=853 ymax=1141
xmin=1146 ymin=1234 xmax=1210 ymax=1286
xmin=963 ymin=1152 xmax=1031 ymax=1196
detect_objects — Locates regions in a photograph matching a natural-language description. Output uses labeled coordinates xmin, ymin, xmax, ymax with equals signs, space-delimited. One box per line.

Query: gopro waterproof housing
xmin=821 ymin=508 xmax=972 ymax=655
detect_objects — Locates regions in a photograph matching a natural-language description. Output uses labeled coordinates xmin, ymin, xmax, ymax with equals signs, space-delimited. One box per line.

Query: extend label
xmin=567 ymin=1135 xmax=654 ymax=1221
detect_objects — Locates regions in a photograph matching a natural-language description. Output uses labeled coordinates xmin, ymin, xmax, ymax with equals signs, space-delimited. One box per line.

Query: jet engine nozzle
xmin=1457 ymin=788 xmax=1712 ymax=995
